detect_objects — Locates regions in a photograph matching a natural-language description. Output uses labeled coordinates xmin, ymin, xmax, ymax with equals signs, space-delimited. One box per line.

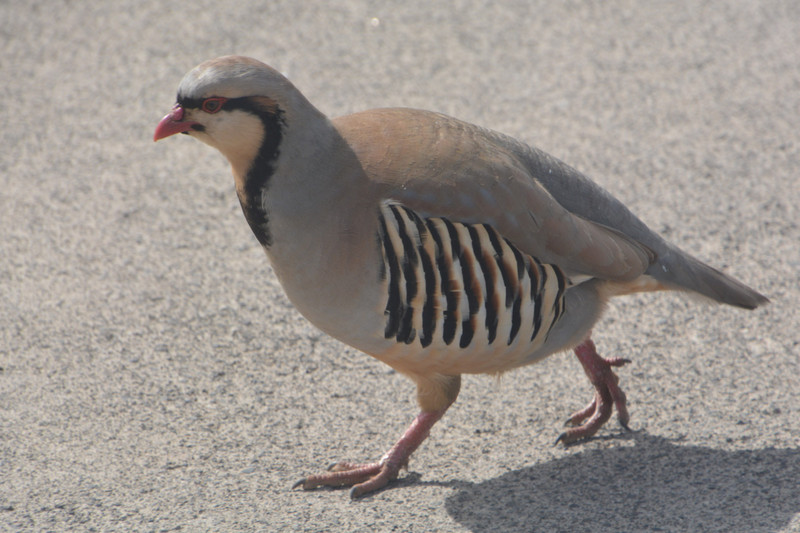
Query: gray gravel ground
xmin=2 ymin=2 xmax=798 ymax=531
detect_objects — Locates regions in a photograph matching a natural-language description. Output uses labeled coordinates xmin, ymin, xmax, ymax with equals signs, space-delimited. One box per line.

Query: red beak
xmin=153 ymin=105 xmax=199 ymax=141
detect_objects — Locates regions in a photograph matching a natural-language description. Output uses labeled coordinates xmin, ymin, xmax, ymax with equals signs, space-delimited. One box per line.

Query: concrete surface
xmin=2 ymin=1 xmax=798 ymax=531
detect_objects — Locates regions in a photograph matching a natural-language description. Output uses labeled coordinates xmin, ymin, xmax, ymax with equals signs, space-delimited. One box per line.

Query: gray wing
xmin=336 ymin=108 xmax=653 ymax=283
xmin=507 ymin=138 xmax=768 ymax=309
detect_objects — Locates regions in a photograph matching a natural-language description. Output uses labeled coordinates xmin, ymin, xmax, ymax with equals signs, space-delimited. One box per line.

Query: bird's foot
xmin=557 ymin=338 xmax=630 ymax=445
xmin=292 ymin=409 xmax=445 ymax=498
xmin=292 ymin=459 xmax=404 ymax=498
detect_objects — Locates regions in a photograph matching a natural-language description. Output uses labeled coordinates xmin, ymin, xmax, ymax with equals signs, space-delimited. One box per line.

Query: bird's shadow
xmin=439 ymin=432 xmax=799 ymax=533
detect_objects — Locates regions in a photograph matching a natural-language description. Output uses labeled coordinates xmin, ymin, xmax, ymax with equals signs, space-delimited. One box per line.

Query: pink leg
xmin=557 ymin=337 xmax=631 ymax=445
xmin=293 ymin=408 xmax=447 ymax=498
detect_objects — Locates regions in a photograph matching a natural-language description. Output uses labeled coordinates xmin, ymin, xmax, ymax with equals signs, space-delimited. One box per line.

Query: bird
xmin=154 ymin=56 xmax=768 ymax=498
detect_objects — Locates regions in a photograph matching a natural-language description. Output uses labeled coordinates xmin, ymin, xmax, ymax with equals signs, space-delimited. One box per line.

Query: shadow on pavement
xmin=444 ymin=433 xmax=799 ymax=533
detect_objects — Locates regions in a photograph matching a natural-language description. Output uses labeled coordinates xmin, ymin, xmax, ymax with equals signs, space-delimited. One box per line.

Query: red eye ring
xmin=201 ymin=97 xmax=227 ymax=114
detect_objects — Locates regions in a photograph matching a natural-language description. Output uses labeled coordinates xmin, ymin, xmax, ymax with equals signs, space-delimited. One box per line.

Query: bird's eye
xmin=201 ymin=97 xmax=227 ymax=114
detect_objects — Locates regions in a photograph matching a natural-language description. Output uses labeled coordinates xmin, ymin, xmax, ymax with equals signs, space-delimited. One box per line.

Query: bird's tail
xmin=650 ymin=247 xmax=769 ymax=309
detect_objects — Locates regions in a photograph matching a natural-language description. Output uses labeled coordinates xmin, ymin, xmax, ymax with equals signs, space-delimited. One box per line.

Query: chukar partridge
xmin=154 ymin=56 xmax=768 ymax=498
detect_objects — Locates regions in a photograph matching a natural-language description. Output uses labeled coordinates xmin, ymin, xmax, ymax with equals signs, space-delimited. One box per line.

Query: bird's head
xmin=154 ymin=56 xmax=313 ymax=178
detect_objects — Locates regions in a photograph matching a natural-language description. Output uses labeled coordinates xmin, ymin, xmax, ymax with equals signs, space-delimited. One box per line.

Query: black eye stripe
xmin=177 ymin=96 xmax=263 ymax=114
xmin=176 ymin=96 xmax=203 ymax=109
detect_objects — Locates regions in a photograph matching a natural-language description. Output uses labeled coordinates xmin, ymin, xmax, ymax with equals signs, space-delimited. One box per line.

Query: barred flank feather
xmin=378 ymin=202 xmax=567 ymax=354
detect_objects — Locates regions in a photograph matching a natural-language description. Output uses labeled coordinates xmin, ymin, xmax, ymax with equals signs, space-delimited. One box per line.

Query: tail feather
xmin=650 ymin=248 xmax=769 ymax=310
